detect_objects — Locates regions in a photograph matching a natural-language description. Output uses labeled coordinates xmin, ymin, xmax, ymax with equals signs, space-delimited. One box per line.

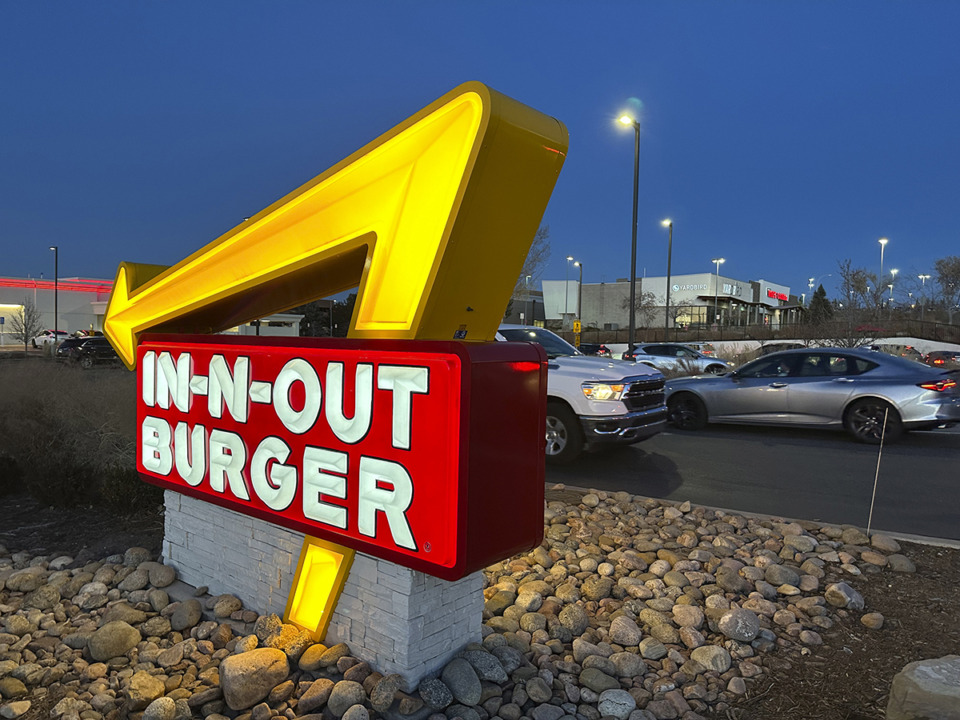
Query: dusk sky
xmin=3 ymin=2 xmax=959 ymax=303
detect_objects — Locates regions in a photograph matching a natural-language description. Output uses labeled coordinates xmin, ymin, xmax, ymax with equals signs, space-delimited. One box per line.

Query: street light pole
xmin=565 ymin=255 xmax=574 ymax=322
xmin=711 ymin=257 xmax=725 ymax=326
xmin=661 ymin=219 xmax=673 ymax=339
xmin=878 ymin=237 xmax=888 ymax=294
xmin=620 ymin=115 xmax=641 ymax=353
xmin=49 ymin=245 xmax=58 ymax=343
xmin=919 ymin=274 xmax=931 ymax=322
xmin=524 ymin=274 xmax=531 ymax=326
xmin=574 ymin=261 xmax=583 ymax=321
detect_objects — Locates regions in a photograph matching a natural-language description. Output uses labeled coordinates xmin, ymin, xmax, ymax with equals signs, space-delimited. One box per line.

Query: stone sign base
xmin=162 ymin=491 xmax=483 ymax=689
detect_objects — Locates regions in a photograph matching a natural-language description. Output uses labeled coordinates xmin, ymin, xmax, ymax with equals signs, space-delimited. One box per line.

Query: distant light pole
xmin=565 ymin=255 xmax=574 ymax=321
xmin=661 ymin=219 xmax=673 ymax=337
xmin=574 ymin=261 xmax=584 ymax=321
xmin=524 ymin=275 xmax=532 ymax=325
xmin=711 ymin=257 xmax=725 ymax=325
xmin=619 ymin=113 xmax=641 ymax=353
xmin=808 ymin=277 xmax=815 ymax=303
xmin=49 ymin=245 xmax=58 ymax=342
xmin=919 ymin=273 xmax=931 ymax=322
xmin=878 ymin=237 xmax=889 ymax=287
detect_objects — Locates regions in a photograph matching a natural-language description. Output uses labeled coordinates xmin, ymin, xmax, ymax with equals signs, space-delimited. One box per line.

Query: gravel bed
xmin=0 ymin=486 xmax=917 ymax=720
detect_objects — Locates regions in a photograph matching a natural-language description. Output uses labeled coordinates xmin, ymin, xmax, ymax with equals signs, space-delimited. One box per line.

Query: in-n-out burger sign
xmin=137 ymin=334 xmax=546 ymax=580
xmin=107 ymin=82 xmax=569 ymax=585
xmin=767 ymin=289 xmax=789 ymax=302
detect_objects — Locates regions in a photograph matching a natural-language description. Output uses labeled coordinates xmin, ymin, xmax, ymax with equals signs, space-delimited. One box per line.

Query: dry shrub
xmin=0 ymin=359 xmax=162 ymax=511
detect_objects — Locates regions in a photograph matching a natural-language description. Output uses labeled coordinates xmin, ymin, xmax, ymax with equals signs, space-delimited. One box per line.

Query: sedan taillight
xmin=918 ymin=378 xmax=957 ymax=392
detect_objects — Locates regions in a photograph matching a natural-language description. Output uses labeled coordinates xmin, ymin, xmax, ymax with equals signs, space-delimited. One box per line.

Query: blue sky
xmin=3 ymin=2 xmax=958 ymax=301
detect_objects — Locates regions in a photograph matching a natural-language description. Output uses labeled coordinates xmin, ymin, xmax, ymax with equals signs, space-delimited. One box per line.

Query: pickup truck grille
xmin=623 ymin=377 xmax=666 ymax=412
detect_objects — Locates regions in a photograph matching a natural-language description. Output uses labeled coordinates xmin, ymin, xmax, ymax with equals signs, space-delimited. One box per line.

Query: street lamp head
xmin=618 ymin=114 xmax=635 ymax=126
xmin=49 ymin=245 xmax=57 ymax=251
xmin=566 ymin=255 xmax=574 ymax=262
xmin=891 ymin=268 xmax=898 ymax=278
xmin=711 ymin=257 xmax=725 ymax=265
xmin=661 ymin=218 xmax=672 ymax=228
xmin=574 ymin=261 xmax=582 ymax=268
xmin=879 ymin=237 xmax=888 ymax=246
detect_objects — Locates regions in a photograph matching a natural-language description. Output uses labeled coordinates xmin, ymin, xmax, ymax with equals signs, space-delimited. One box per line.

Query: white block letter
xmin=302 ymin=447 xmax=348 ymax=529
xmin=157 ymin=351 xmax=192 ymax=412
xmin=326 ymin=362 xmax=373 ymax=444
xmin=209 ymin=429 xmax=249 ymax=500
xmin=274 ymin=358 xmax=322 ymax=434
xmin=251 ymin=436 xmax=297 ymax=511
xmin=358 ymin=456 xmax=416 ymax=550
xmin=208 ymin=355 xmax=250 ymax=422
xmin=377 ymin=365 xmax=429 ymax=450
xmin=142 ymin=351 xmax=156 ymax=408
xmin=174 ymin=422 xmax=206 ymax=487
xmin=141 ymin=417 xmax=172 ymax=475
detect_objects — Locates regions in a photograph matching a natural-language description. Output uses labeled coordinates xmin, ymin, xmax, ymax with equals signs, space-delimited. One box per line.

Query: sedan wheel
xmin=667 ymin=393 xmax=708 ymax=430
xmin=545 ymin=403 xmax=584 ymax=464
xmin=79 ymin=355 xmax=94 ymax=369
xmin=845 ymin=399 xmax=902 ymax=444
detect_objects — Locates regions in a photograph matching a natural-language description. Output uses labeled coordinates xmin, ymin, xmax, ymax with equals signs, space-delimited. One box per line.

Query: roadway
xmin=546 ymin=424 xmax=960 ymax=541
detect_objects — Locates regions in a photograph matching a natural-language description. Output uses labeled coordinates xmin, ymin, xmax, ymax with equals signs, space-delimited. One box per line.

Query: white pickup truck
xmin=498 ymin=325 xmax=667 ymax=463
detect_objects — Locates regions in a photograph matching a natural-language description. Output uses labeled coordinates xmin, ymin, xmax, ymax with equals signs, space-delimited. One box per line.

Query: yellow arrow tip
xmin=103 ymin=264 xmax=138 ymax=370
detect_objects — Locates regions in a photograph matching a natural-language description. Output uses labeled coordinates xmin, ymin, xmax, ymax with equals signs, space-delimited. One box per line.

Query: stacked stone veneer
xmin=162 ymin=491 xmax=483 ymax=688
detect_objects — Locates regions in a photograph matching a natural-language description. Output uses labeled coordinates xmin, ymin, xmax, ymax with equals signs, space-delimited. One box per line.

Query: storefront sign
xmin=673 ymin=283 xmax=708 ymax=292
xmin=136 ymin=334 xmax=547 ymax=580
xmin=767 ymin=289 xmax=789 ymax=302
xmin=108 ymin=81 xmax=569 ymax=582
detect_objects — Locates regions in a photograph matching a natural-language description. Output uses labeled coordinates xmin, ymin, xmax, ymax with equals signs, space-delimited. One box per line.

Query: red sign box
xmin=137 ymin=334 xmax=546 ymax=580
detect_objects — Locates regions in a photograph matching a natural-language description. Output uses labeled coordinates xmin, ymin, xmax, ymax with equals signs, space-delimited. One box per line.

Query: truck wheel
xmin=545 ymin=403 xmax=583 ymax=465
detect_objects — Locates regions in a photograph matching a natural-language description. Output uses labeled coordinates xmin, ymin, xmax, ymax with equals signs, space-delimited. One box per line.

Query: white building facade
xmin=542 ymin=273 xmax=797 ymax=331
xmin=0 ymin=276 xmax=302 ymax=345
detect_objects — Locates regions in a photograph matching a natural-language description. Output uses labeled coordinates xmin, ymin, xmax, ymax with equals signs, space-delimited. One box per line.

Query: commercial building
xmin=541 ymin=272 xmax=799 ymax=330
xmin=0 ymin=276 xmax=301 ymax=345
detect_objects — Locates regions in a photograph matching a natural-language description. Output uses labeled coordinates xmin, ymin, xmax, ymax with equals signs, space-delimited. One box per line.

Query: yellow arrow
xmin=104 ymin=82 xmax=568 ymax=369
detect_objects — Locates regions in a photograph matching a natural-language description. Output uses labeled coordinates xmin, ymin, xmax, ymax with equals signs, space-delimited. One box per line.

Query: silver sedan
xmin=665 ymin=347 xmax=960 ymax=443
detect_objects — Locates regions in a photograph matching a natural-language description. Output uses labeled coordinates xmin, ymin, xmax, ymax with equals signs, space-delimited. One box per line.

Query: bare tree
xmin=621 ymin=291 xmax=660 ymax=328
xmin=837 ymin=259 xmax=887 ymax=319
xmin=934 ymin=255 xmax=960 ymax=323
xmin=668 ymin=302 xmax=696 ymax=330
xmin=511 ymin=225 xmax=551 ymax=300
xmin=8 ymin=299 xmax=44 ymax=352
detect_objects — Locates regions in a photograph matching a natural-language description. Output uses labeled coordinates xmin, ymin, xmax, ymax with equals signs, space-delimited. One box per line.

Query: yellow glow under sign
xmin=104 ymin=82 xmax=568 ymax=369
xmin=285 ymin=536 xmax=355 ymax=640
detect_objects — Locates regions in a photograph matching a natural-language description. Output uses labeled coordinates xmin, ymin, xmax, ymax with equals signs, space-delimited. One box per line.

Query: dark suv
xmin=70 ymin=337 xmax=121 ymax=368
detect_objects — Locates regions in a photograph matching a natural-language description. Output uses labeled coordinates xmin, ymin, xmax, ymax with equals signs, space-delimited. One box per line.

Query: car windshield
xmin=499 ymin=327 xmax=580 ymax=359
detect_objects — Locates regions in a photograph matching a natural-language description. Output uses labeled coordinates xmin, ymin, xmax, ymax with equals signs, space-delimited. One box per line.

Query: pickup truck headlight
xmin=582 ymin=382 xmax=625 ymax=401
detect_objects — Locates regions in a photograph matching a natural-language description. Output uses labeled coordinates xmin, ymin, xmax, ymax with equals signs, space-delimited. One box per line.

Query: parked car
xmin=622 ymin=343 xmax=734 ymax=375
xmin=31 ymin=329 xmax=69 ymax=348
xmin=864 ymin=344 xmax=924 ymax=363
xmin=71 ymin=336 xmax=121 ymax=368
xmin=55 ymin=337 xmax=88 ymax=361
xmin=924 ymin=350 xmax=960 ymax=369
xmin=683 ymin=342 xmax=717 ymax=356
xmin=665 ymin=347 xmax=960 ymax=443
xmin=578 ymin=342 xmax=612 ymax=358
xmin=498 ymin=325 xmax=666 ymax=463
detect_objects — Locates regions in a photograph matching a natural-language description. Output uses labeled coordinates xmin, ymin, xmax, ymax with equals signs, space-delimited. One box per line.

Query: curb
xmin=549 ymin=482 xmax=960 ymax=550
